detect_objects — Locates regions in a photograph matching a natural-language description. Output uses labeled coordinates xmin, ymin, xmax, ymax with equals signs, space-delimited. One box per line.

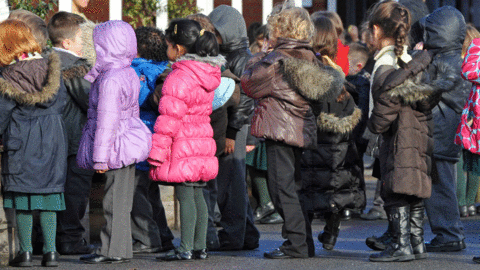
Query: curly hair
xmin=267 ymin=6 xmax=314 ymax=42
xmin=135 ymin=26 xmax=168 ymax=62
xmin=367 ymin=0 xmax=411 ymax=57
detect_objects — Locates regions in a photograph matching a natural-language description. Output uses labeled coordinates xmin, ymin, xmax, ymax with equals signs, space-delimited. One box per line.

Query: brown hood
xmin=0 ymin=53 xmax=61 ymax=105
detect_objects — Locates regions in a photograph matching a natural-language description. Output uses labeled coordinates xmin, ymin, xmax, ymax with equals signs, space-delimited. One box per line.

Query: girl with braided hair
xmin=366 ymin=0 xmax=440 ymax=262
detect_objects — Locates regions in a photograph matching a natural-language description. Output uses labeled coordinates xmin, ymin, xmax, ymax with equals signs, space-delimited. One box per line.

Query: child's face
xmin=73 ymin=0 xmax=90 ymax=8
xmin=63 ymin=29 xmax=83 ymax=57
xmin=166 ymin=40 xmax=186 ymax=61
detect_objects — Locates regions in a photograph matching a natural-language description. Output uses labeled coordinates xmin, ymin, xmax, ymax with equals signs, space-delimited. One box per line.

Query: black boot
xmin=410 ymin=200 xmax=427 ymax=260
xmin=318 ymin=212 xmax=341 ymax=250
xmin=369 ymin=205 xmax=415 ymax=262
xmin=365 ymin=223 xmax=392 ymax=251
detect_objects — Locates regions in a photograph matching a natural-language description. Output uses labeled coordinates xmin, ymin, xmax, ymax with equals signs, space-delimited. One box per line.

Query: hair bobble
xmin=199 ymin=29 xmax=205 ymax=36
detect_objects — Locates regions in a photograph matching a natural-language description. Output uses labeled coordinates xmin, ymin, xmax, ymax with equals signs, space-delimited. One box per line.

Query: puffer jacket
xmin=209 ymin=5 xmax=255 ymax=140
xmin=300 ymin=93 xmax=365 ymax=213
xmin=148 ymin=54 xmax=224 ymax=183
xmin=77 ymin=20 xmax=152 ymax=171
xmin=55 ymin=49 xmax=91 ymax=157
xmin=368 ymin=51 xmax=446 ymax=198
xmin=420 ymin=6 xmax=470 ymax=161
xmin=455 ymin=38 xmax=480 ymax=153
xmin=0 ymin=53 xmax=68 ymax=193
xmin=241 ymin=38 xmax=345 ymax=149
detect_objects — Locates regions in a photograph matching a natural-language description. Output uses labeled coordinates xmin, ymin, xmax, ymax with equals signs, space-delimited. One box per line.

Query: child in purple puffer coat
xmin=76 ymin=20 xmax=152 ymax=264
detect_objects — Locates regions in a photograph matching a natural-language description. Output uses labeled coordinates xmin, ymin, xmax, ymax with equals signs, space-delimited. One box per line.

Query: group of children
xmin=2 ymin=0 xmax=480 ymax=267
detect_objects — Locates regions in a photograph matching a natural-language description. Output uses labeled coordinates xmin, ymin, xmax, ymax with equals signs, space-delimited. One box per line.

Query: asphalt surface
xmin=17 ymin=174 xmax=480 ymax=269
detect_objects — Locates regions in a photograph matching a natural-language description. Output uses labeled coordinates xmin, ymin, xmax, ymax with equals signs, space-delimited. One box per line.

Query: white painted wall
xmin=196 ymin=0 xmax=214 ymax=16
xmin=59 ymin=0 xmax=73 ymax=12
xmin=232 ymin=0 xmax=243 ymax=14
xmin=0 ymin=0 xmax=9 ymax=22
xmin=109 ymin=0 xmax=123 ymax=20
xmin=262 ymin=0 xmax=272 ymax=24
xmin=156 ymin=0 xmax=169 ymax=30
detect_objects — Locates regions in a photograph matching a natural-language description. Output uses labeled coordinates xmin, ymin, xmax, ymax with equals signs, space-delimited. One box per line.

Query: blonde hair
xmin=463 ymin=25 xmax=480 ymax=58
xmin=267 ymin=7 xmax=314 ymax=42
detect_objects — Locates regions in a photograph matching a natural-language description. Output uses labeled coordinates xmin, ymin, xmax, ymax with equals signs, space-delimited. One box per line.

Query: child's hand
xmin=414 ymin=42 xmax=424 ymax=50
xmin=225 ymin=138 xmax=235 ymax=154
xmin=246 ymin=145 xmax=256 ymax=152
xmin=96 ymin=169 xmax=108 ymax=174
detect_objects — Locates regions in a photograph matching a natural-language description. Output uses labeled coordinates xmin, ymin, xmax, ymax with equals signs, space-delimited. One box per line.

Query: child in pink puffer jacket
xmin=148 ymin=19 xmax=224 ymax=261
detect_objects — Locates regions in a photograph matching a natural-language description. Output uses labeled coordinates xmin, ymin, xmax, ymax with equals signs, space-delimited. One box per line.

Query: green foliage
xmin=9 ymin=0 xmax=58 ymax=19
xmin=123 ymin=0 xmax=158 ymax=28
xmin=167 ymin=0 xmax=200 ymax=20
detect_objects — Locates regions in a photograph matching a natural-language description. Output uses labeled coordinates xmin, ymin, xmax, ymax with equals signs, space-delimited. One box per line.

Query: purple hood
xmin=85 ymin=20 xmax=137 ymax=83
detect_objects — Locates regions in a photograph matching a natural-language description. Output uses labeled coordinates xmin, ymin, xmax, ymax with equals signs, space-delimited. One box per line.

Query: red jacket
xmin=336 ymin=39 xmax=349 ymax=75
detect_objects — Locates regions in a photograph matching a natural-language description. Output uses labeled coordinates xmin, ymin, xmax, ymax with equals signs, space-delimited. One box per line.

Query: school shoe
xmin=157 ymin=249 xmax=193 ymax=261
xmin=259 ymin=212 xmax=283 ymax=224
xmin=409 ymin=201 xmax=427 ymax=260
xmin=365 ymin=224 xmax=392 ymax=251
xmin=132 ymin=241 xmax=162 ymax=254
xmin=193 ymin=249 xmax=208 ymax=259
xmin=473 ymin=256 xmax=480 ymax=264
xmin=360 ymin=208 xmax=387 ymax=220
xmin=468 ymin=205 xmax=476 ymax=216
xmin=81 ymin=254 xmax=130 ymax=264
xmin=41 ymin=251 xmax=59 ymax=267
xmin=425 ymin=238 xmax=466 ymax=252
xmin=459 ymin=205 xmax=468 ymax=217
xmin=318 ymin=212 xmax=341 ymax=250
xmin=369 ymin=205 xmax=415 ymax=262
xmin=254 ymin=202 xmax=275 ymax=222
xmin=58 ymin=239 xmax=95 ymax=255
xmin=9 ymin=251 xmax=32 ymax=267
xmin=264 ymin=248 xmax=294 ymax=259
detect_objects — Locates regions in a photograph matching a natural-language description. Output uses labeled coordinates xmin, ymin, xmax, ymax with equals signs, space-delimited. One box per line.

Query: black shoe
xmin=242 ymin=241 xmax=259 ymax=250
xmin=58 ymin=239 xmax=95 ymax=255
xmin=81 ymin=254 xmax=130 ymax=264
xmin=161 ymin=241 xmax=175 ymax=252
xmin=41 ymin=252 xmax=59 ymax=267
xmin=459 ymin=205 xmax=468 ymax=217
xmin=360 ymin=209 xmax=387 ymax=220
xmin=318 ymin=212 xmax=341 ymax=250
xmin=259 ymin=212 xmax=283 ymax=224
xmin=157 ymin=250 xmax=193 ymax=261
xmin=366 ymin=225 xmax=393 ymax=251
xmin=473 ymin=256 xmax=480 ymax=264
xmin=254 ymin=202 xmax=276 ymax=222
xmin=410 ymin=201 xmax=427 ymax=260
xmin=193 ymin=249 xmax=208 ymax=259
xmin=132 ymin=241 xmax=162 ymax=254
xmin=341 ymin=209 xmax=351 ymax=221
xmin=425 ymin=238 xmax=466 ymax=252
xmin=369 ymin=206 xmax=415 ymax=262
xmin=468 ymin=205 xmax=476 ymax=217
xmin=9 ymin=251 xmax=32 ymax=267
xmin=264 ymin=248 xmax=293 ymax=259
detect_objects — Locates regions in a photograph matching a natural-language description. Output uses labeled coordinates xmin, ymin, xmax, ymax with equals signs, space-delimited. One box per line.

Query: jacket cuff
xmin=226 ymin=127 xmax=239 ymax=140
xmin=93 ymin=162 xmax=108 ymax=170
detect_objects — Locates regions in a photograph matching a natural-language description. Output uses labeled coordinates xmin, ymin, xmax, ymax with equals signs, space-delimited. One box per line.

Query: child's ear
xmin=176 ymin=44 xmax=187 ymax=56
xmin=61 ymin=39 xmax=72 ymax=50
xmin=357 ymin=62 xmax=364 ymax=71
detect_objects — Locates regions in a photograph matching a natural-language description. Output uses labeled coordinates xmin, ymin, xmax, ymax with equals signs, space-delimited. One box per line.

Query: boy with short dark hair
xmin=47 ymin=11 xmax=94 ymax=255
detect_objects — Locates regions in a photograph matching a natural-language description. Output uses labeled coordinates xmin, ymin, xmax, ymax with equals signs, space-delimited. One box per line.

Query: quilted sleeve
xmin=148 ymin=72 xmax=188 ymax=165
xmin=92 ymin=78 xmax=121 ymax=169
xmin=462 ymin=38 xmax=480 ymax=84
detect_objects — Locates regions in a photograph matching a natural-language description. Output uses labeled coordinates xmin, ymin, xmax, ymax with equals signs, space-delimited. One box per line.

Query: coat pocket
xmin=2 ymin=138 xmax=23 ymax=175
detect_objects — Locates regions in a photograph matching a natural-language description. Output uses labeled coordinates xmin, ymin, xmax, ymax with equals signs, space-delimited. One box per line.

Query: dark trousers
xmin=265 ymin=140 xmax=308 ymax=258
xmin=100 ymin=164 xmax=135 ymax=258
xmin=57 ymin=155 xmax=93 ymax=243
xmin=214 ymin=125 xmax=260 ymax=248
xmin=202 ymin=176 xmax=218 ymax=243
xmin=131 ymin=169 xmax=174 ymax=247
xmin=424 ymin=159 xmax=465 ymax=243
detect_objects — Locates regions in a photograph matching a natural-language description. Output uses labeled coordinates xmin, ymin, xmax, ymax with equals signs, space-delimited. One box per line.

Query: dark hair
xmin=255 ymin=25 xmax=268 ymax=40
xmin=311 ymin=10 xmax=344 ymax=36
xmin=165 ymin=19 xmax=219 ymax=57
xmin=348 ymin=42 xmax=369 ymax=66
xmin=186 ymin=13 xmax=216 ymax=34
xmin=135 ymin=26 xmax=168 ymax=62
xmin=48 ymin=11 xmax=85 ymax=46
xmin=367 ymin=0 xmax=411 ymax=57
xmin=248 ymin=22 xmax=262 ymax=45
xmin=312 ymin=15 xmax=338 ymax=60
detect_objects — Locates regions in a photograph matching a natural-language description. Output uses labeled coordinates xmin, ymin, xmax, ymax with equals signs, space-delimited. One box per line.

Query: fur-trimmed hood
xmin=317 ymin=107 xmax=362 ymax=134
xmin=176 ymin=53 xmax=226 ymax=67
xmin=381 ymin=50 xmax=450 ymax=104
xmin=280 ymin=57 xmax=345 ymax=102
xmin=0 ymin=53 xmax=61 ymax=105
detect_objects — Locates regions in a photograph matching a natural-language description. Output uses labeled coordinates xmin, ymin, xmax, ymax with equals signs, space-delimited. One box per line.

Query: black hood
xmin=420 ymin=6 xmax=466 ymax=54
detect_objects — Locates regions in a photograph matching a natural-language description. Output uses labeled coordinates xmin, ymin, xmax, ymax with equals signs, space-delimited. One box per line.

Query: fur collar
xmin=0 ymin=53 xmax=61 ymax=105
xmin=280 ymin=57 xmax=345 ymax=101
xmin=317 ymin=107 xmax=362 ymax=134
xmin=176 ymin=54 xmax=226 ymax=67
xmin=62 ymin=59 xmax=91 ymax=81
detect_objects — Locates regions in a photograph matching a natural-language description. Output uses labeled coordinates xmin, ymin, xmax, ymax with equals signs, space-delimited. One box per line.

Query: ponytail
xmin=195 ymin=30 xmax=219 ymax=57
xmin=166 ymin=19 xmax=219 ymax=57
